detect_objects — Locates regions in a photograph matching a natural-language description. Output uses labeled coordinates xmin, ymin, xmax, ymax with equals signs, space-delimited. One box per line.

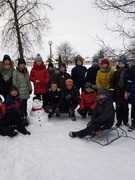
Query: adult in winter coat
xmin=96 ymin=58 xmax=114 ymax=93
xmin=77 ymin=82 xmax=97 ymax=119
xmin=125 ymin=61 xmax=135 ymax=131
xmin=56 ymin=79 xmax=80 ymax=121
xmin=86 ymin=57 xmax=100 ymax=85
xmin=69 ymin=87 xmax=115 ymax=138
xmin=0 ymin=54 xmax=14 ymax=99
xmin=2 ymin=86 xmax=30 ymax=135
xmin=71 ymin=55 xmax=87 ymax=91
xmin=13 ymin=58 xmax=32 ymax=116
xmin=30 ymin=54 xmax=49 ymax=107
xmin=110 ymin=57 xmax=129 ymax=127
xmin=55 ymin=63 xmax=70 ymax=90
xmin=47 ymin=63 xmax=56 ymax=88
xmin=44 ymin=82 xmax=61 ymax=118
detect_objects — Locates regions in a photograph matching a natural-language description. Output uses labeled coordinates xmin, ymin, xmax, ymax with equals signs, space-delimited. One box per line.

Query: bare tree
xmin=92 ymin=0 xmax=135 ymax=56
xmin=56 ymin=41 xmax=77 ymax=66
xmin=0 ymin=0 xmax=52 ymax=59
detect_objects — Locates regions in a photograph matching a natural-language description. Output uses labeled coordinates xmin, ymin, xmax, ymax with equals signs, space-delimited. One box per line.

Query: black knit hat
xmin=48 ymin=63 xmax=54 ymax=68
xmin=3 ymin=54 xmax=11 ymax=62
xmin=10 ymin=85 xmax=18 ymax=93
xmin=60 ymin=63 xmax=66 ymax=69
xmin=97 ymin=87 xmax=108 ymax=96
xmin=18 ymin=58 xmax=26 ymax=66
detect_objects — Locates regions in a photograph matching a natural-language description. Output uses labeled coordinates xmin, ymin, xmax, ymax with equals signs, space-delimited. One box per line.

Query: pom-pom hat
xmin=101 ymin=58 xmax=110 ymax=66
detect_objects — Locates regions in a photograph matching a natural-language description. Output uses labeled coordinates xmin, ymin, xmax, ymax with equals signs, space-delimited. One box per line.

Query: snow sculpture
xmin=28 ymin=97 xmax=48 ymax=126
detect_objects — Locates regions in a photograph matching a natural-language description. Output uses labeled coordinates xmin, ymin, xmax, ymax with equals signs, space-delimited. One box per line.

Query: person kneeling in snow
xmin=56 ymin=79 xmax=80 ymax=121
xmin=77 ymin=82 xmax=97 ymax=119
xmin=69 ymin=87 xmax=114 ymax=138
xmin=2 ymin=85 xmax=30 ymax=136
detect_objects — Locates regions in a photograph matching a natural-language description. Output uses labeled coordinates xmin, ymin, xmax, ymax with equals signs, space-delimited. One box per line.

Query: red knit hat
xmin=66 ymin=79 xmax=73 ymax=86
xmin=101 ymin=59 xmax=110 ymax=66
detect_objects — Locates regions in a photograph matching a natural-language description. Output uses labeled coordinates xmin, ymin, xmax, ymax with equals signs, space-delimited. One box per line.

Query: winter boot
xmin=128 ymin=119 xmax=135 ymax=132
xmin=69 ymin=108 xmax=76 ymax=121
xmin=77 ymin=108 xmax=86 ymax=119
xmin=69 ymin=131 xmax=78 ymax=138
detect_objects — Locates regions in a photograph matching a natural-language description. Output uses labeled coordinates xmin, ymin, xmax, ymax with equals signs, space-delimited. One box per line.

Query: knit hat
xmin=66 ymin=79 xmax=73 ymax=86
xmin=119 ymin=57 xmax=127 ymax=65
xmin=48 ymin=63 xmax=54 ymax=68
xmin=60 ymin=63 xmax=66 ymax=69
xmin=97 ymin=87 xmax=108 ymax=96
xmin=10 ymin=85 xmax=18 ymax=93
xmin=3 ymin=54 xmax=11 ymax=62
xmin=101 ymin=59 xmax=110 ymax=66
xmin=92 ymin=57 xmax=99 ymax=63
xmin=76 ymin=57 xmax=83 ymax=62
xmin=33 ymin=96 xmax=42 ymax=101
xmin=18 ymin=58 xmax=26 ymax=66
xmin=85 ymin=82 xmax=95 ymax=89
xmin=35 ymin=54 xmax=43 ymax=62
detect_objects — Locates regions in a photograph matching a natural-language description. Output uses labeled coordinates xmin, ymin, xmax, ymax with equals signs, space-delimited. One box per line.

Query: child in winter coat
xmin=71 ymin=55 xmax=87 ymax=91
xmin=69 ymin=87 xmax=115 ymax=138
xmin=125 ymin=60 xmax=135 ymax=131
xmin=0 ymin=54 xmax=14 ymax=99
xmin=56 ymin=79 xmax=80 ymax=121
xmin=30 ymin=54 xmax=49 ymax=107
xmin=47 ymin=63 xmax=56 ymax=88
xmin=110 ymin=57 xmax=129 ymax=127
xmin=77 ymin=82 xmax=97 ymax=119
xmin=55 ymin=63 xmax=71 ymax=90
xmin=44 ymin=82 xmax=61 ymax=118
xmin=96 ymin=58 xmax=114 ymax=93
xmin=86 ymin=57 xmax=100 ymax=85
xmin=1 ymin=87 xmax=30 ymax=136
xmin=13 ymin=58 xmax=32 ymax=116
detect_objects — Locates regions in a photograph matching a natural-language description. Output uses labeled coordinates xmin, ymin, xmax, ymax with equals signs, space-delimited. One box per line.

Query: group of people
xmin=0 ymin=53 xmax=135 ymax=139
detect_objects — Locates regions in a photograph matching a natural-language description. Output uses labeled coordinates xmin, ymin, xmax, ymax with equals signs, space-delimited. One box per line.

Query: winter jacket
xmin=96 ymin=64 xmax=114 ymax=91
xmin=71 ymin=65 xmax=87 ymax=89
xmin=110 ymin=65 xmax=129 ymax=104
xmin=91 ymin=96 xmax=115 ymax=129
xmin=48 ymin=70 xmax=56 ymax=88
xmin=86 ymin=64 xmax=100 ymax=85
xmin=13 ymin=67 xmax=32 ymax=100
xmin=30 ymin=61 xmax=49 ymax=95
xmin=80 ymin=91 xmax=97 ymax=111
xmin=0 ymin=104 xmax=6 ymax=121
xmin=55 ymin=72 xmax=71 ymax=90
xmin=0 ymin=61 xmax=14 ymax=98
xmin=0 ymin=72 xmax=4 ymax=95
xmin=3 ymin=94 xmax=24 ymax=116
xmin=125 ymin=65 xmax=135 ymax=105
xmin=44 ymin=88 xmax=61 ymax=110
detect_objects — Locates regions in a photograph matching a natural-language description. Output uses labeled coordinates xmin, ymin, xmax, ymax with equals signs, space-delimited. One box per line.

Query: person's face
xmin=66 ymin=84 xmax=73 ymax=90
xmin=4 ymin=60 xmax=10 ymax=65
xmin=92 ymin=61 xmax=98 ymax=65
xmin=51 ymin=83 xmax=57 ymax=92
xmin=98 ymin=94 xmax=106 ymax=99
xmin=49 ymin=66 xmax=53 ymax=71
xmin=119 ymin=62 xmax=125 ymax=68
xmin=60 ymin=66 xmax=65 ymax=72
xmin=85 ymin=87 xmax=93 ymax=93
xmin=101 ymin=63 xmax=108 ymax=68
xmin=10 ymin=90 xmax=18 ymax=96
xmin=77 ymin=60 xmax=82 ymax=66
xmin=36 ymin=61 xmax=42 ymax=66
xmin=19 ymin=63 xmax=26 ymax=69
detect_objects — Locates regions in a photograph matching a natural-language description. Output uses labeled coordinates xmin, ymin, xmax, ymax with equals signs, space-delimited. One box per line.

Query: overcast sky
xmin=0 ymin=0 xmax=124 ymax=60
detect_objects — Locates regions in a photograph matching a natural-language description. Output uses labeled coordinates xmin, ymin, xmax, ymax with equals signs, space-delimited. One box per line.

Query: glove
xmin=66 ymin=94 xmax=72 ymax=101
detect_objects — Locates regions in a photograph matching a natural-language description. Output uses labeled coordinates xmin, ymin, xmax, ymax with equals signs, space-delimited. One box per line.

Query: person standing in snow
xmin=30 ymin=54 xmax=49 ymax=107
xmin=86 ymin=57 xmax=100 ymax=86
xmin=110 ymin=57 xmax=129 ymax=127
xmin=71 ymin=55 xmax=87 ymax=91
xmin=77 ymin=82 xmax=97 ymax=119
xmin=0 ymin=54 xmax=14 ymax=99
xmin=124 ymin=60 xmax=135 ymax=132
xmin=47 ymin=63 xmax=56 ymax=88
xmin=12 ymin=58 xmax=32 ymax=117
xmin=69 ymin=87 xmax=114 ymax=138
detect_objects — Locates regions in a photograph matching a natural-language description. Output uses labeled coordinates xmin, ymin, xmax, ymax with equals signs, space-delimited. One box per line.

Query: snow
xmin=1 ymin=65 xmax=135 ymax=180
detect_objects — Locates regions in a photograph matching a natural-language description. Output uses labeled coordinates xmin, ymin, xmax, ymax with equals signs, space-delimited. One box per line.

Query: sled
xmin=87 ymin=127 xmax=123 ymax=146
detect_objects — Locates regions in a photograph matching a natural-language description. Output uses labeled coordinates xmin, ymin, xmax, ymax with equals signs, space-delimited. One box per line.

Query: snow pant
xmin=21 ymin=99 xmax=28 ymax=116
xmin=116 ymin=103 xmax=129 ymax=125
xmin=59 ymin=99 xmax=78 ymax=114
xmin=131 ymin=104 xmax=135 ymax=126
xmin=76 ymin=122 xmax=112 ymax=138
xmin=2 ymin=112 xmax=27 ymax=135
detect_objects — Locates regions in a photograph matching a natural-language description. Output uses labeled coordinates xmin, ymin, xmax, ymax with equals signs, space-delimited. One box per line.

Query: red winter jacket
xmin=0 ymin=104 xmax=6 ymax=120
xmin=30 ymin=61 xmax=49 ymax=95
xmin=80 ymin=91 xmax=97 ymax=111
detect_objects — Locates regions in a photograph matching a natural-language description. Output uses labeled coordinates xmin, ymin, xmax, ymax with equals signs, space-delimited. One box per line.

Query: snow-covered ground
xmin=0 ymin=65 xmax=135 ymax=180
